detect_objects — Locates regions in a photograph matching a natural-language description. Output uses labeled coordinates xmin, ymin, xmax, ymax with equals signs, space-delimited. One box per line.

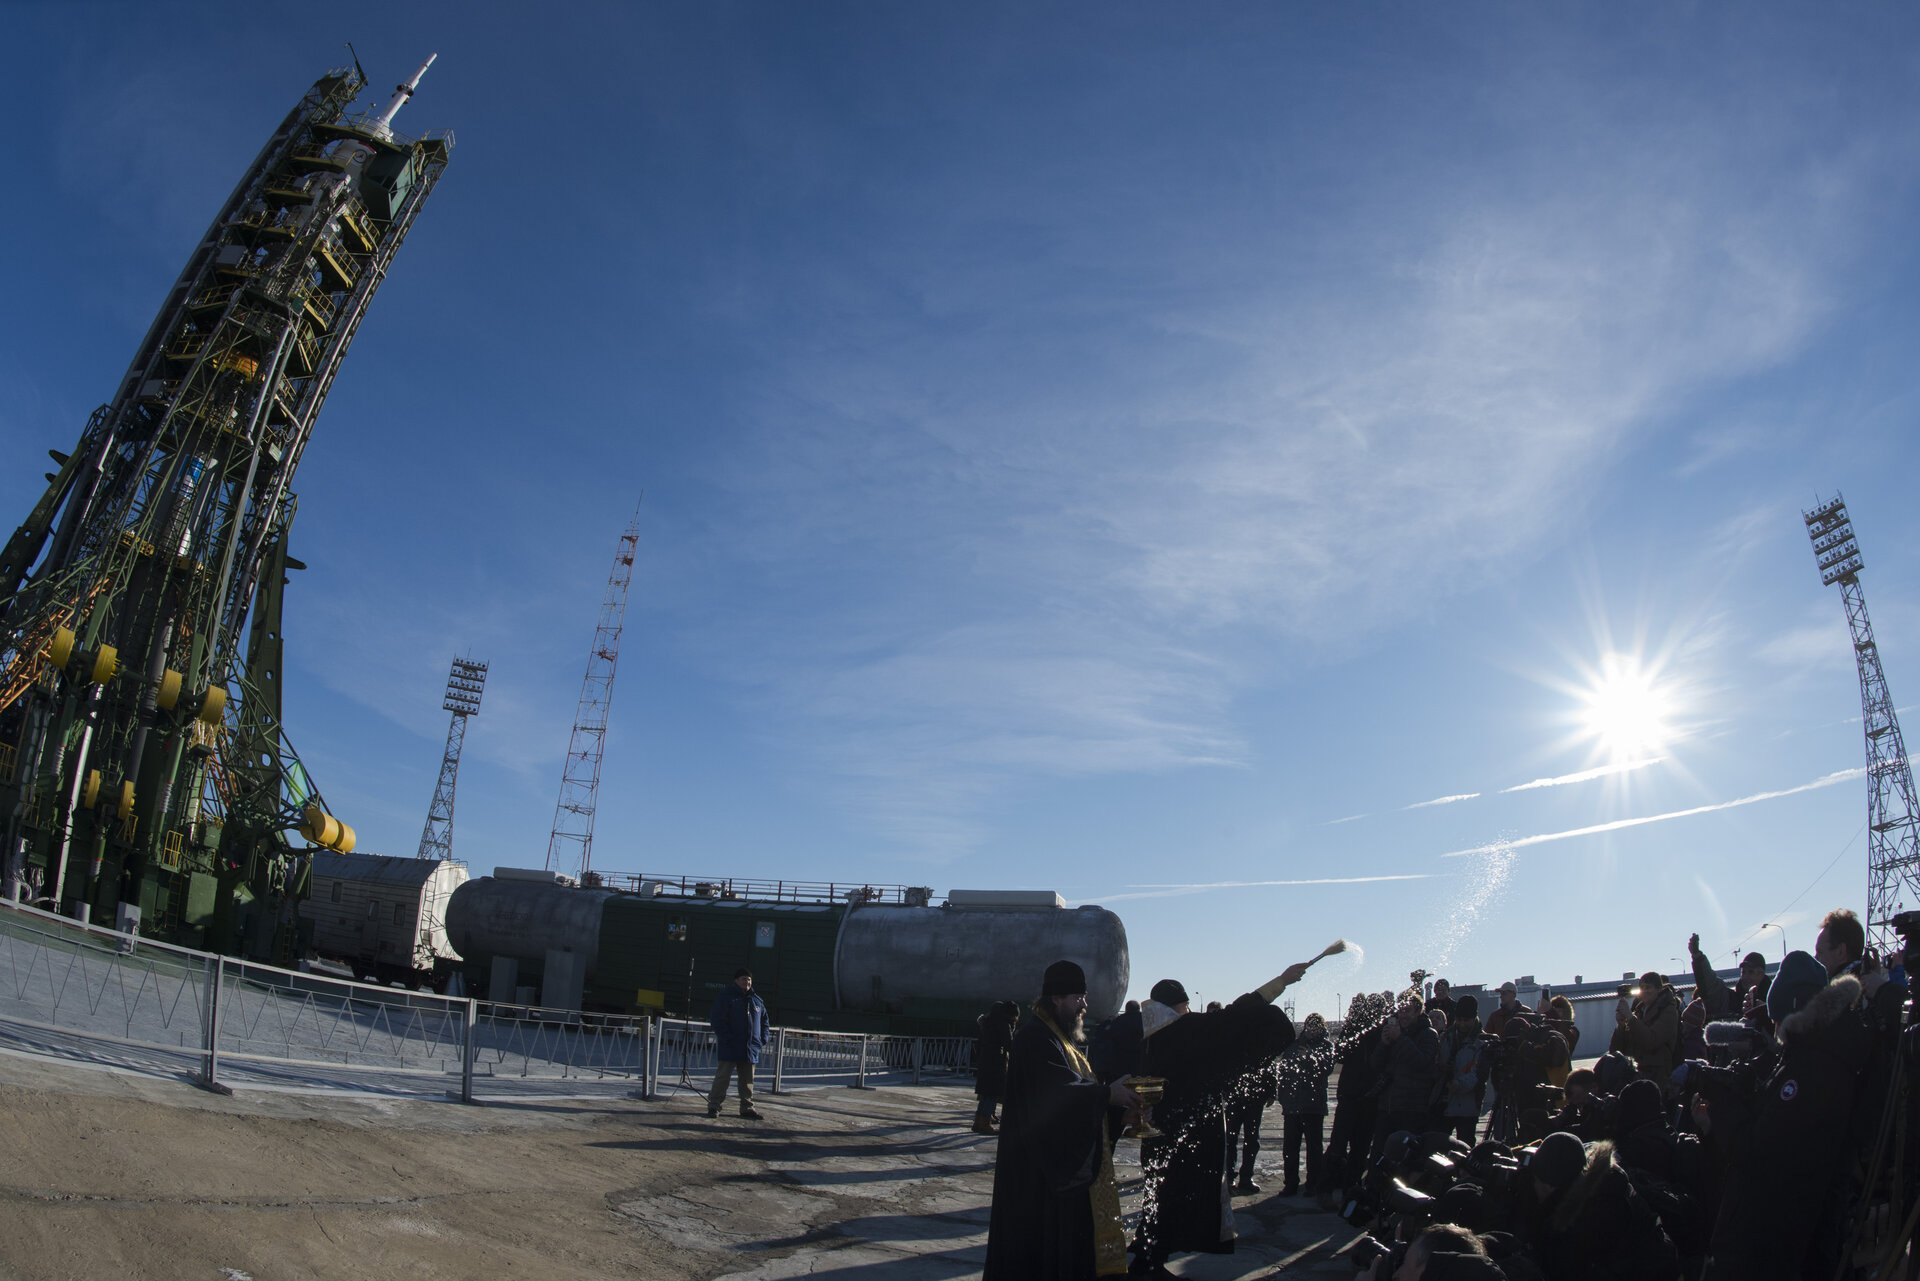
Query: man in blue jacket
xmin=707 ymin=967 xmax=768 ymax=1119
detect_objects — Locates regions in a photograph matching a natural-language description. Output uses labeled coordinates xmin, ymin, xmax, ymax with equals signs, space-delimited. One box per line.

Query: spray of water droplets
xmin=1423 ymin=839 xmax=1518 ymax=970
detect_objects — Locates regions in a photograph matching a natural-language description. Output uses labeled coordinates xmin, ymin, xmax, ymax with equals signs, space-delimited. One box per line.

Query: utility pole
xmin=546 ymin=507 xmax=642 ymax=883
xmin=417 ymin=656 xmax=486 ymax=860
xmin=1805 ymin=494 xmax=1920 ymax=957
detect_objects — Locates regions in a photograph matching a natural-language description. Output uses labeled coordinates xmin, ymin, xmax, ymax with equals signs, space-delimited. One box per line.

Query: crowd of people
xmin=976 ymin=906 xmax=1920 ymax=1281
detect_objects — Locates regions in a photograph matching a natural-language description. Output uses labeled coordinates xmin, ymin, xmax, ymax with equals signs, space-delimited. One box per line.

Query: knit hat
xmin=1455 ymin=994 xmax=1479 ymax=1019
xmin=1527 ymin=1132 xmax=1587 ymax=1191
xmin=1041 ymin=960 xmax=1087 ymax=997
xmin=1616 ymin=1078 xmax=1664 ymax=1134
xmin=1766 ymin=950 xmax=1828 ymax=1023
xmin=1149 ymin=978 xmax=1189 ymax=1007
xmin=1741 ymin=951 xmax=1768 ymax=971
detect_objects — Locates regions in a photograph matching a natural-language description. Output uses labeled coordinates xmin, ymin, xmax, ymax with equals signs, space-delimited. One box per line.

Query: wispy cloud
xmin=1501 ymin=757 xmax=1665 ymax=793
xmin=1407 ymin=793 xmax=1480 ymax=809
xmin=661 ymin=21 xmax=1895 ymax=859
xmin=1442 ymin=768 xmax=1864 ymax=858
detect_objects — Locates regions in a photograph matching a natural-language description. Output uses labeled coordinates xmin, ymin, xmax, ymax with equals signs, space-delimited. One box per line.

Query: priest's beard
xmin=1041 ymin=998 xmax=1087 ymax=1044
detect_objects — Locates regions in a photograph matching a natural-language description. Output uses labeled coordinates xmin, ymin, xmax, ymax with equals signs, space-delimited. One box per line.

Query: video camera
xmin=1344 ymin=1132 xmax=1532 ymax=1270
xmin=1341 ymin=1129 xmax=1527 ymax=1229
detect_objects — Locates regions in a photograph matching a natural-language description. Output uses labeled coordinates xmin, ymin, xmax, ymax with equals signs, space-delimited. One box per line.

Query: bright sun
xmin=1580 ymin=654 xmax=1673 ymax=760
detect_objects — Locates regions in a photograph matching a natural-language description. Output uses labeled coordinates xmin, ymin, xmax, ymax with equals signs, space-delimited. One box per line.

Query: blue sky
xmin=6 ymin=4 xmax=1920 ymax=1018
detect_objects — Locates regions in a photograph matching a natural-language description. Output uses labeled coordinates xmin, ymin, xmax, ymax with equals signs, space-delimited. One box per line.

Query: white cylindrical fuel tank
xmin=835 ymin=902 xmax=1129 ymax=1020
xmin=444 ymin=877 xmax=614 ymax=971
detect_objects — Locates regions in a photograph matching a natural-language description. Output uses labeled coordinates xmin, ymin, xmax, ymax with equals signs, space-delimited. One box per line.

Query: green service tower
xmin=0 ymin=57 xmax=451 ymax=959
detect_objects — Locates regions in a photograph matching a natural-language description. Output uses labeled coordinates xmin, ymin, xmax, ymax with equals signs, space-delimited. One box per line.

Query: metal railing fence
xmin=0 ymin=898 xmax=978 ymax=1102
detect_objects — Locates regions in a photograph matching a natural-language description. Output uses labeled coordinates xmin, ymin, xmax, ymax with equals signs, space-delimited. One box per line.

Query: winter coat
xmin=976 ymin=1007 xmax=1017 ymax=1098
xmin=1690 ymin=951 xmax=1772 ymax=1022
xmin=1275 ymin=1031 xmax=1336 ymax=1116
xmin=1702 ymin=975 xmax=1871 ymax=1281
xmin=1336 ymin=1022 xmax=1386 ymax=1100
xmin=708 ymin=983 xmax=769 ymax=1064
xmin=1484 ymin=1001 xmax=1525 ymax=1039
xmin=1442 ymin=1032 xmax=1485 ymax=1118
xmin=1374 ymin=1018 xmax=1441 ymax=1115
xmin=1520 ymin=1140 xmax=1682 ymax=1281
xmin=1610 ymin=985 xmax=1680 ymax=1083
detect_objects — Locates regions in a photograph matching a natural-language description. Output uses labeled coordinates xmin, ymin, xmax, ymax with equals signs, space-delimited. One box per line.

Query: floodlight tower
xmin=1805 ymin=494 xmax=1920 ymax=957
xmin=0 ymin=58 xmax=451 ymax=956
xmin=417 ymin=657 xmax=487 ymax=861
xmin=546 ymin=508 xmax=642 ymax=884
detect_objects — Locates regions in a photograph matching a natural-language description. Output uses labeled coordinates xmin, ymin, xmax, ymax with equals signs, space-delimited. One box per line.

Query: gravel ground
xmin=0 ymin=1046 xmax=1367 ymax=1280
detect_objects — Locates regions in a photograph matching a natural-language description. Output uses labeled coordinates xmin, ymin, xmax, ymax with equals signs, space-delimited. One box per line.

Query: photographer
xmin=1610 ymin=972 xmax=1680 ymax=1087
xmin=1513 ymin=1132 xmax=1681 ymax=1281
xmin=1372 ymin=996 xmax=1441 ymax=1161
xmin=1487 ymin=1012 xmax=1564 ymax=1142
xmin=1688 ymin=934 xmax=1770 ymax=1021
xmin=1437 ymin=1010 xmax=1486 ymax=1145
xmin=1328 ymin=994 xmax=1392 ymax=1203
xmin=1358 ymin=1223 xmax=1518 ymax=1281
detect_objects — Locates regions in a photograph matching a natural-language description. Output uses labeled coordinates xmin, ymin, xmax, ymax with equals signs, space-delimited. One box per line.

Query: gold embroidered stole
xmin=1034 ymin=1005 xmax=1129 ymax=1276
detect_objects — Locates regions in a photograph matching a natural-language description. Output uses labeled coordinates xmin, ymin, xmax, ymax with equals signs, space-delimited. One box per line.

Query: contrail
xmin=1406 ymin=793 xmax=1480 ymax=809
xmin=1441 ymin=768 xmax=1865 ymax=858
xmin=1129 ymin=873 xmax=1444 ymax=889
xmin=1084 ymin=872 xmax=1442 ymax=904
xmin=1501 ymin=757 xmax=1665 ymax=792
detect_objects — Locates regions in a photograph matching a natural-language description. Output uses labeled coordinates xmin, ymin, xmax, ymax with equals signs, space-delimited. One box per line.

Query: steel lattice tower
xmin=1805 ymin=494 xmax=1920 ymax=957
xmin=417 ymin=657 xmax=486 ymax=861
xmin=0 ymin=58 xmax=451 ymax=955
xmin=546 ymin=508 xmax=642 ymax=883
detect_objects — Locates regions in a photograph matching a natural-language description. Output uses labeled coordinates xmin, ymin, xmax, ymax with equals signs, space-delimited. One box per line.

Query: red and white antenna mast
xmin=546 ymin=505 xmax=642 ymax=883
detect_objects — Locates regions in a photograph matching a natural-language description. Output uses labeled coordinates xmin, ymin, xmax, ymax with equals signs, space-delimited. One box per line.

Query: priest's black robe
xmin=1132 ymin=992 xmax=1295 ymax=1263
xmin=984 ymin=1016 xmax=1124 ymax=1280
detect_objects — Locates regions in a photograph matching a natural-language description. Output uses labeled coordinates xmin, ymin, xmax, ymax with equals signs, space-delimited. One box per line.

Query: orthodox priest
xmin=985 ymin=960 xmax=1146 ymax=1280
xmin=1128 ymin=961 xmax=1310 ymax=1278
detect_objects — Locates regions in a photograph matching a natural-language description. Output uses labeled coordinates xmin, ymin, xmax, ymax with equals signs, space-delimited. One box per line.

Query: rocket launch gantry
xmin=0 ymin=58 xmax=450 ymax=959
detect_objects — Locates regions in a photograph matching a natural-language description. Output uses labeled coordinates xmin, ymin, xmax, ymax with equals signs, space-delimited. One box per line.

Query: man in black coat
xmin=1369 ymin=996 xmax=1440 ymax=1161
xmin=1699 ymin=952 xmax=1871 ymax=1281
xmin=1324 ymin=993 xmax=1389 ymax=1202
xmin=1129 ymin=962 xmax=1308 ymax=1278
xmin=974 ymin=1000 xmax=1020 ymax=1135
xmin=1688 ymin=934 xmax=1771 ymax=1021
xmin=985 ymin=961 xmax=1144 ymax=1281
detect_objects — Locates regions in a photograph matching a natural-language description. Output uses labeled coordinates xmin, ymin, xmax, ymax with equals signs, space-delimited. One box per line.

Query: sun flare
xmin=1580 ymin=653 xmax=1674 ymax=760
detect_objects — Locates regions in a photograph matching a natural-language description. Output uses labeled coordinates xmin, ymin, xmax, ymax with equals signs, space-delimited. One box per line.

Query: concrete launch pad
xmin=0 ymin=1049 xmax=1361 ymax=1279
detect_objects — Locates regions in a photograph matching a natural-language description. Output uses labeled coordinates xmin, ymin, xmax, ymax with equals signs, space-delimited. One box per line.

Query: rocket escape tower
xmin=417 ymin=656 xmax=487 ymax=861
xmin=546 ymin=509 xmax=642 ymax=885
xmin=0 ymin=58 xmax=451 ymax=957
xmin=1805 ymin=494 xmax=1920 ymax=957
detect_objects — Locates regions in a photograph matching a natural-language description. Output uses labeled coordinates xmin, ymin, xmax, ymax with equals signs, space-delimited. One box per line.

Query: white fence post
xmin=461 ymin=997 xmax=478 ymax=1103
xmin=852 ymin=1034 xmax=871 ymax=1089
xmin=772 ymin=1026 xmax=786 ymax=1095
xmin=195 ymin=954 xmax=232 ymax=1096
xmin=642 ymin=1016 xmax=654 ymax=1100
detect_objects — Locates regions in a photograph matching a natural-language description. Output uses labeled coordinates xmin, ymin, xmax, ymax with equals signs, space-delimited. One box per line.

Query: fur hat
xmin=1042 ymin=960 xmax=1087 ymax=997
xmin=1527 ymin=1132 xmax=1587 ymax=1191
xmin=1766 ymin=950 xmax=1828 ymax=1024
